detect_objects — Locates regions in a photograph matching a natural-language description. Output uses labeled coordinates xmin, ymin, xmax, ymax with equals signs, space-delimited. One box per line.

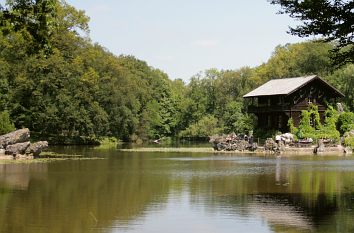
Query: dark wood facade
xmin=244 ymin=76 xmax=344 ymax=132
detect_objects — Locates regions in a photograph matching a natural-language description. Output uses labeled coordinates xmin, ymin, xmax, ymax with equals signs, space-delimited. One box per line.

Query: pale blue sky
xmin=6 ymin=0 xmax=307 ymax=81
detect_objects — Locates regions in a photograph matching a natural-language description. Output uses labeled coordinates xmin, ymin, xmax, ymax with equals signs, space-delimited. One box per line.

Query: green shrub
xmin=337 ymin=112 xmax=354 ymax=135
xmin=344 ymin=131 xmax=354 ymax=148
xmin=287 ymin=118 xmax=298 ymax=140
xmin=96 ymin=137 xmax=120 ymax=149
xmin=0 ymin=111 xmax=15 ymax=135
xmin=296 ymin=105 xmax=340 ymax=142
xmin=297 ymin=109 xmax=316 ymax=139
xmin=317 ymin=106 xmax=340 ymax=142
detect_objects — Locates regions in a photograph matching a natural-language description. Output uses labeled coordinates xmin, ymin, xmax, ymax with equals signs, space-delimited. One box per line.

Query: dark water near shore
xmin=1 ymin=147 xmax=354 ymax=233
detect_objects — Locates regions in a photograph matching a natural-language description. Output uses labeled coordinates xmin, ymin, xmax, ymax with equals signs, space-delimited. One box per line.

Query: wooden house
xmin=243 ymin=75 xmax=344 ymax=132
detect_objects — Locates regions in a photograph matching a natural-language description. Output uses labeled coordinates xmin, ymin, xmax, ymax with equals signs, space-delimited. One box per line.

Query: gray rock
xmin=26 ymin=141 xmax=48 ymax=156
xmin=5 ymin=141 xmax=30 ymax=155
xmin=265 ymin=138 xmax=278 ymax=152
xmin=278 ymin=140 xmax=286 ymax=152
xmin=210 ymin=134 xmax=254 ymax=151
xmin=344 ymin=147 xmax=353 ymax=154
xmin=314 ymin=139 xmax=325 ymax=154
xmin=0 ymin=128 xmax=30 ymax=148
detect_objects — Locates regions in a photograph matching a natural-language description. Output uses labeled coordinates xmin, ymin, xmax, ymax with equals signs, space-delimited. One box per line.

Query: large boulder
xmin=5 ymin=141 xmax=30 ymax=155
xmin=26 ymin=141 xmax=48 ymax=156
xmin=265 ymin=138 xmax=277 ymax=152
xmin=0 ymin=128 xmax=30 ymax=148
xmin=278 ymin=140 xmax=286 ymax=152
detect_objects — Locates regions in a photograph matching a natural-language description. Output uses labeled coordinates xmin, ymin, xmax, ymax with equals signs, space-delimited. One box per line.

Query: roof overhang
xmin=243 ymin=75 xmax=345 ymax=98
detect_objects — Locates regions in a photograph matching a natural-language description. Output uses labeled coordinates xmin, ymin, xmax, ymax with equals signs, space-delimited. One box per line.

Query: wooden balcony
xmin=247 ymin=104 xmax=291 ymax=113
xmin=247 ymin=103 xmax=326 ymax=113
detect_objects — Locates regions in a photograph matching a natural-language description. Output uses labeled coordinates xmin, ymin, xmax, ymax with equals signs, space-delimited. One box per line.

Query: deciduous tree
xmin=270 ymin=0 xmax=354 ymax=66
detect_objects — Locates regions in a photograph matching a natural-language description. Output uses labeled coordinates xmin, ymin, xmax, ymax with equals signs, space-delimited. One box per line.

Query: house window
xmin=307 ymin=98 xmax=312 ymax=105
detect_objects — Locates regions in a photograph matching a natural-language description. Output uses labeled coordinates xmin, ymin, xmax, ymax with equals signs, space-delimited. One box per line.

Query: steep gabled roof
xmin=243 ymin=75 xmax=344 ymax=98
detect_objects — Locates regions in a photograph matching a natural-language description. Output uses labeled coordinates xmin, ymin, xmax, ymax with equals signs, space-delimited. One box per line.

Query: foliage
xmin=0 ymin=0 xmax=182 ymax=142
xmin=0 ymin=0 xmax=58 ymax=54
xmin=297 ymin=110 xmax=315 ymax=139
xmin=296 ymin=105 xmax=340 ymax=141
xmin=287 ymin=118 xmax=296 ymax=134
xmin=297 ymin=104 xmax=321 ymax=139
xmin=179 ymin=115 xmax=223 ymax=139
xmin=326 ymin=64 xmax=354 ymax=110
xmin=344 ymin=133 xmax=354 ymax=148
xmin=0 ymin=111 xmax=15 ymax=135
xmin=337 ymin=112 xmax=354 ymax=135
xmin=270 ymin=0 xmax=354 ymax=66
xmin=287 ymin=118 xmax=298 ymax=140
xmin=317 ymin=106 xmax=340 ymax=141
xmin=256 ymin=41 xmax=333 ymax=80
xmin=0 ymin=1 xmax=353 ymax=143
xmin=221 ymin=101 xmax=254 ymax=134
xmin=96 ymin=137 xmax=120 ymax=149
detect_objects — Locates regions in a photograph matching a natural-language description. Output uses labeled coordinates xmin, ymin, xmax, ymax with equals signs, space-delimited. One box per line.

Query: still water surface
xmin=0 ymin=148 xmax=354 ymax=233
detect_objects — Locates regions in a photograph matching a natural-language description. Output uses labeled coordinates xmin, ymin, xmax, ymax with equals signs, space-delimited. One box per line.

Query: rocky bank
xmin=0 ymin=128 xmax=48 ymax=159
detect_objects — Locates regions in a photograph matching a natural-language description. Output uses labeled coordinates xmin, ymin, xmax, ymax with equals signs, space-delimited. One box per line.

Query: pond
xmin=0 ymin=147 xmax=354 ymax=233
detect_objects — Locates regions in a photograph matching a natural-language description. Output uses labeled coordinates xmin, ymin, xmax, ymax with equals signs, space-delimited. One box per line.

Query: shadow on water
xmin=0 ymin=149 xmax=353 ymax=233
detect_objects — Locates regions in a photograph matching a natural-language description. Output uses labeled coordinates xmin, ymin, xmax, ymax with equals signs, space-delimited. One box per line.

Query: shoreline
xmin=119 ymin=145 xmax=351 ymax=156
xmin=0 ymin=146 xmax=350 ymax=161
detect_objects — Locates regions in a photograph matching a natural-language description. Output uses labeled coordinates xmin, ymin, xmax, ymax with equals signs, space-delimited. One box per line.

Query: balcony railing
xmin=247 ymin=104 xmax=291 ymax=113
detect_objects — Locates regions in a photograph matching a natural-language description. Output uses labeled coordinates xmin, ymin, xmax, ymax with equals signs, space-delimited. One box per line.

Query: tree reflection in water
xmin=0 ymin=152 xmax=353 ymax=233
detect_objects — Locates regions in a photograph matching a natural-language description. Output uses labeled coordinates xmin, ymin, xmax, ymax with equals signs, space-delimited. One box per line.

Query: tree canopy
xmin=270 ymin=0 xmax=354 ymax=66
xmin=0 ymin=0 xmax=352 ymax=143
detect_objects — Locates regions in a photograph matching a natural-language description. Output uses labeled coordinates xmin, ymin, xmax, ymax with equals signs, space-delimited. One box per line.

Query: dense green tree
xmin=179 ymin=115 xmax=222 ymax=139
xmin=0 ymin=0 xmax=58 ymax=54
xmin=221 ymin=101 xmax=254 ymax=134
xmin=0 ymin=0 xmax=181 ymax=142
xmin=0 ymin=111 xmax=15 ymax=135
xmin=270 ymin=0 xmax=354 ymax=66
xmin=255 ymin=41 xmax=333 ymax=80
xmin=326 ymin=64 xmax=354 ymax=110
xmin=0 ymin=0 xmax=352 ymax=143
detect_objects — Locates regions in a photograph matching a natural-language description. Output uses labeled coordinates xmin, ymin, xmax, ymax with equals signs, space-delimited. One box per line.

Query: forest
xmin=0 ymin=0 xmax=353 ymax=144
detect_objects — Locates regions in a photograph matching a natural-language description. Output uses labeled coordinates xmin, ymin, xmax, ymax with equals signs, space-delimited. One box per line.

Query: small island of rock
xmin=0 ymin=128 xmax=48 ymax=159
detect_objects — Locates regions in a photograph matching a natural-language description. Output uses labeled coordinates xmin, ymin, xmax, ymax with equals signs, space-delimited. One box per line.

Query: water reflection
xmin=0 ymin=152 xmax=353 ymax=233
xmin=0 ymin=163 xmax=48 ymax=190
